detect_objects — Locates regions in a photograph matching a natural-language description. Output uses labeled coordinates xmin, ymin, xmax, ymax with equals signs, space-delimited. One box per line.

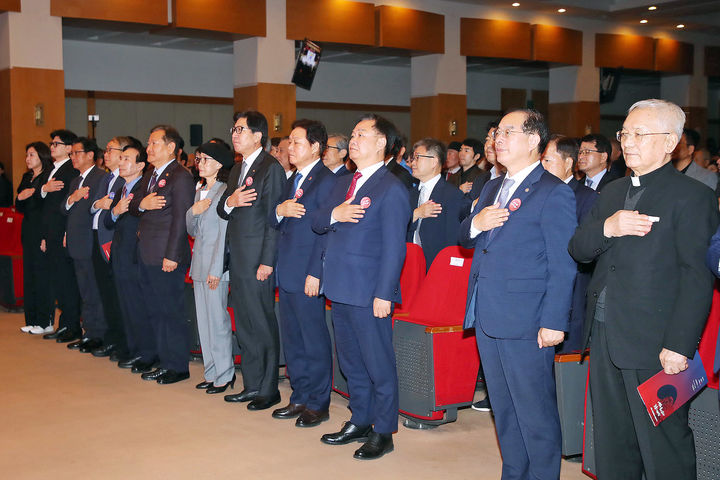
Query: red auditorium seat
xmin=392 ymin=245 xmax=479 ymax=427
xmin=0 ymin=208 xmax=24 ymax=308
xmin=699 ymin=281 xmax=720 ymax=390
xmin=393 ymin=243 xmax=426 ymax=314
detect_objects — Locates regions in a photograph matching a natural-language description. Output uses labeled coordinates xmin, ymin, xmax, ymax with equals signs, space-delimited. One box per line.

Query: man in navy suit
xmin=323 ymin=134 xmax=350 ymax=176
xmin=129 ymin=125 xmax=195 ymax=385
xmin=269 ymin=119 xmax=337 ymax=427
xmin=407 ymin=138 xmax=470 ymax=269
xmin=705 ymin=227 xmax=720 ymax=402
xmin=460 ymin=109 xmax=577 ymax=480
xmin=313 ymin=114 xmax=410 ymax=460
xmin=542 ymin=135 xmax=597 ymax=353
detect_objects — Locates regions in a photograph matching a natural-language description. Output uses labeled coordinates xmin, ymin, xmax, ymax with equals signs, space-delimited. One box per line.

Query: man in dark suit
xmin=385 ymin=134 xmax=417 ymax=191
xmin=88 ymin=137 xmax=130 ymax=359
xmin=322 ymin=133 xmax=350 ymax=176
xmin=460 ymin=109 xmax=577 ymax=479
xmin=269 ymin=119 xmax=337 ymax=427
xmin=313 ymin=114 xmax=411 ymax=460
xmin=62 ymin=137 xmax=109 ymax=352
xmin=407 ymin=137 xmax=470 ymax=270
xmin=569 ymin=99 xmax=719 ymax=480
xmin=218 ymin=111 xmax=286 ymax=410
xmin=705 ymin=226 xmax=720 ymax=402
xmin=41 ymin=129 xmax=81 ymax=343
xmin=542 ymin=135 xmax=597 ymax=353
xmin=448 ymin=138 xmax=489 ymax=195
xmin=469 ymin=126 xmax=504 ymax=202
xmin=105 ymin=140 xmax=155 ymax=370
xmin=578 ymin=133 xmax=621 ymax=192
xmin=129 ymin=125 xmax=195 ymax=385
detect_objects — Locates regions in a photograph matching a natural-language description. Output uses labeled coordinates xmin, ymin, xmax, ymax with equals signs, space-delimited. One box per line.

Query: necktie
xmin=239 ymin=161 xmax=248 ymax=185
xmin=290 ymin=172 xmax=303 ymax=199
xmin=121 ymin=185 xmax=127 ymax=198
xmin=413 ymin=185 xmax=427 ymax=246
xmin=148 ymin=171 xmax=158 ymax=192
xmin=345 ymin=171 xmax=362 ymax=200
xmin=585 ymin=178 xmax=593 ymax=188
xmin=496 ymin=177 xmax=515 ymax=208
xmin=107 ymin=173 xmax=115 ymax=194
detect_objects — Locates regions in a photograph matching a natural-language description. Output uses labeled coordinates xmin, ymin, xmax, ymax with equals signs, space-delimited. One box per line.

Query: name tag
xmin=450 ymin=257 xmax=464 ymax=267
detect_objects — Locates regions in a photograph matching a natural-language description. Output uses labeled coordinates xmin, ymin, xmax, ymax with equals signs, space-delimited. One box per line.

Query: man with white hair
xmin=569 ymin=99 xmax=719 ymax=480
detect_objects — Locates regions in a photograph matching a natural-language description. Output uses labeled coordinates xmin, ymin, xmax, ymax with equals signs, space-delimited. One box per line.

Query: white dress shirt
xmin=330 ymin=160 xmax=385 ymax=223
xmin=224 ymin=147 xmax=263 ymax=214
xmin=41 ymin=158 xmax=70 ymax=198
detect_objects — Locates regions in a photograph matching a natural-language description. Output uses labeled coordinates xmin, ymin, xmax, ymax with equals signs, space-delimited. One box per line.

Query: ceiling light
xmin=640 ymin=19 xmax=648 ymax=24
xmin=648 ymin=6 xmax=657 ymax=10
xmin=512 ymin=2 xmax=520 ymax=6
xmin=557 ymin=8 xmax=566 ymax=13
xmin=676 ymin=24 xmax=685 ymax=28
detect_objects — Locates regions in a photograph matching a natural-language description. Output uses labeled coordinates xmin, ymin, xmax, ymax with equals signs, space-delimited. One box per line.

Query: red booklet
xmin=636 ymin=351 xmax=707 ymax=426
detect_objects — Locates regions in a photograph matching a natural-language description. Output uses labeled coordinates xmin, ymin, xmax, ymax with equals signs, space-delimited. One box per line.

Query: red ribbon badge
xmin=360 ymin=196 xmax=371 ymax=208
xmin=508 ymin=198 xmax=521 ymax=211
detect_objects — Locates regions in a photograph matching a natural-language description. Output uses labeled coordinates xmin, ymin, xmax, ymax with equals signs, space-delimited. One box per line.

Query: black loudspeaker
xmin=189 ymin=124 xmax=203 ymax=147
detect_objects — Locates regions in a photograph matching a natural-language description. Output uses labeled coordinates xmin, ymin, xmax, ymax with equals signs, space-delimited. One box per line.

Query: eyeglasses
xmin=578 ymin=149 xmax=600 ymax=156
xmin=616 ymin=131 xmax=670 ymax=143
xmin=326 ymin=145 xmax=342 ymax=151
xmin=106 ymin=147 xmax=124 ymax=152
xmin=69 ymin=150 xmax=86 ymax=156
xmin=492 ymin=128 xmax=526 ymax=140
xmin=230 ymin=126 xmax=249 ymax=135
xmin=50 ymin=141 xmax=67 ymax=147
xmin=410 ymin=153 xmax=436 ymax=162
xmin=195 ymin=155 xmax=215 ymax=165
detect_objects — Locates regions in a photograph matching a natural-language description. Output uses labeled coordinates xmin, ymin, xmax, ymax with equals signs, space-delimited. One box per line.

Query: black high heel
xmin=206 ymin=374 xmax=236 ymax=394
xmin=196 ymin=381 xmax=213 ymax=389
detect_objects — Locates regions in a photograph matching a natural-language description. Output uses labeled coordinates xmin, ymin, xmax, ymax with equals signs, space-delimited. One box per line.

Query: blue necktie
xmin=291 ymin=172 xmax=303 ymax=199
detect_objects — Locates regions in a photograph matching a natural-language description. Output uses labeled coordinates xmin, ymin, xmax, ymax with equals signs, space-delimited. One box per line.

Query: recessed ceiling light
xmin=648 ymin=6 xmax=657 ymax=10
xmin=676 ymin=24 xmax=685 ymax=28
xmin=557 ymin=8 xmax=566 ymax=13
xmin=512 ymin=2 xmax=520 ymax=6
xmin=640 ymin=19 xmax=648 ymax=24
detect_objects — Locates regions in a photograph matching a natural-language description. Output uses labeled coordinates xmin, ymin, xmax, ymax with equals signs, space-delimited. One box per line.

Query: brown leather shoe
xmin=296 ymin=408 xmax=329 ymax=428
xmin=272 ymin=403 xmax=305 ymax=419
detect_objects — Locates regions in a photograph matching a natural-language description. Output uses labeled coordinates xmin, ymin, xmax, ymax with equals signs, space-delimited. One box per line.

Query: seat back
xmin=394 ymin=243 xmax=426 ymax=314
xmin=0 ymin=208 xmax=22 ymax=257
xmin=405 ymin=245 xmax=474 ymax=326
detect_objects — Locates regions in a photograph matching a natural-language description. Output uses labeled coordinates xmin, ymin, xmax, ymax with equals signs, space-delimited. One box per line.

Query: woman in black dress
xmin=16 ymin=142 xmax=55 ymax=334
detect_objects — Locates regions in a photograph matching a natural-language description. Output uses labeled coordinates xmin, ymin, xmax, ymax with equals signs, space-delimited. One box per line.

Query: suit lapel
xmin=353 ymin=165 xmax=388 ymax=202
xmin=296 ymin=160 xmax=325 ymax=202
xmin=486 ymin=165 xmax=544 ymax=247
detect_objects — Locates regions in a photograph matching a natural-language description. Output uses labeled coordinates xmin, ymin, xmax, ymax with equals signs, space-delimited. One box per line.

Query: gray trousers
xmin=193 ymin=280 xmax=234 ymax=385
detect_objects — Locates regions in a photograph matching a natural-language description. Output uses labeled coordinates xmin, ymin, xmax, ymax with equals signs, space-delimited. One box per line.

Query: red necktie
xmin=345 ymin=171 xmax=362 ymax=201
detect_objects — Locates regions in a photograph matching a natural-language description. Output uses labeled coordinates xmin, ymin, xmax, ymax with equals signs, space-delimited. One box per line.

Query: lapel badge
xmin=508 ymin=198 xmax=522 ymax=211
xmin=295 ymin=188 xmax=304 ymax=199
xmin=360 ymin=196 xmax=371 ymax=208
xmin=245 ymin=177 xmax=253 ymax=187
xmin=158 ymin=179 xmax=166 ymax=188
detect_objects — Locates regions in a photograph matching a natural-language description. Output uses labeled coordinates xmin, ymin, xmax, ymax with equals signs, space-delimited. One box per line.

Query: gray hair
xmin=328 ymin=133 xmax=348 ymax=152
xmin=628 ymin=99 xmax=685 ymax=138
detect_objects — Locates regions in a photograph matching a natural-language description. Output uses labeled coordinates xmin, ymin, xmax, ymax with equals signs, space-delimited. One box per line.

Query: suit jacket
xmin=313 ymin=165 xmax=411 ymax=307
xmin=15 ymin=170 xmax=49 ymax=247
xmin=569 ymin=162 xmax=720 ymax=369
xmin=595 ymin=168 xmax=622 ymax=192
xmin=186 ymin=181 xmax=229 ymax=282
xmin=467 ymin=170 xmax=492 ymax=200
xmin=705 ymin=226 xmax=720 ymax=373
xmin=270 ymin=161 xmax=337 ymax=293
xmin=684 ymin=161 xmax=718 ymax=191
xmin=63 ymin=166 xmax=109 ymax=260
xmin=129 ymin=160 xmax=195 ymax=266
xmin=386 ymin=158 xmax=417 ymax=191
xmin=568 ymin=178 xmax=597 ymax=223
xmin=105 ymin=179 xmax=143 ymax=264
xmin=460 ymin=164 xmax=577 ymax=338
xmin=335 ymin=164 xmax=350 ymax=177
xmin=0 ymin=174 xmax=12 ymax=207
xmin=407 ymin=176 xmax=471 ymax=269
xmin=40 ymin=160 xmax=79 ymax=246
xmin=217 ymin=150 xmax=286 ymax=278
xmin=90 ymin=173 xmax=126 ymax=261
xmin=448 ymin=164 xmax=485 ymax=187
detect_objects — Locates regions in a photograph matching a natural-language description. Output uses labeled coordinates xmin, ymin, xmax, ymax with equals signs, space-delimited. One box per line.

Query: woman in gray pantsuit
xmin=186 ymin=142 xmax=236 ymax=394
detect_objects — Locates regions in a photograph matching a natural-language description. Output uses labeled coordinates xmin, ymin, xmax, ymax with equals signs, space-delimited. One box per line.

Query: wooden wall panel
xmin=532 ymin=24 xmax=582 ymax=65
xmin=0 ymin=68 xmax=65 ymax=198
xmin=173 ymin=0 xmax=265 ymax=36
xmin=0 ymin=0 xmax=20 ymax=12
xmin=286 ymin=0 xmax=375 ymax=46
xmin=461 ymin=18 xmax=531 ymax=60
xmin=704 ymin=46 xmax=720 ymax=77
xmin=51 ymin=0 xmax=167 ymax=25
xmin=531 ymin=90 xmax=548 ymax=118
xmin=685 ymin=106 xmax=707 ymax=144
xmin=501 ymin=88 xmax=526 ymax=112
xmin=234 ymin=83 xmax=296 ymax=137
xmin=410 ymin=94 xmax=466 ymax=144
xmin=375 ymin=6 xmax=443 ymax=54
xmin=595 ymin=33 xmax=654 ymax=70
xmin=548 ymin=101 xmax=599 ymax=138
xmin=654 ymin=38 xmax=693 ymax=74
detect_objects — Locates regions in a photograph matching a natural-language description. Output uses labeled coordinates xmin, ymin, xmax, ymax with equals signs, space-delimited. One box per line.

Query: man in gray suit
xmin=672 ymin=128 xmax=718 ymax=191
xmin=218 ymin=111 xmax=286 ymax=410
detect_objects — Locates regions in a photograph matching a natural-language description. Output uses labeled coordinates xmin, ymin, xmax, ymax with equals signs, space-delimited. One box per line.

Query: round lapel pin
xmin=360 ymin=196 xmax=371 ymax=208
xmin=158 ymin=179 xmax=166 ymax=188
xmin=108 ymin=192 xmax=115 ymax=200
xmin=508 ymin=198 xmax=522 ymax=211
xmin=245 ymin=177 xmax=253 ymax=187
xmin=128 ymin=193 xmax=134 ymax=200
xmin=295 ymin=188 xmax=304 ymax=199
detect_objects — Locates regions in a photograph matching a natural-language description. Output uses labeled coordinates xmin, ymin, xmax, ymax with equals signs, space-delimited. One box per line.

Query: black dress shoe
xmin=247 ymin=392 xmax=281 ymax=411
xmin=157 ymin=370 xmax=190 ymax=384
xmin=109 ymin=350 xmax=124 ymax=362
xmin=272 ymin=403 xmax=305 ymax=419
xmin=91 ymin=343 xmax=115 ymax=357
xmin=67 ymin=338 xmax=89 ymax=350
xmin=196 ymin=381 xmax=213 ymax=389
xmin=58 ymin=331 xmax=82 ymax=344
xmin=118 ymin=356 xmax=143 ymax=369
xmin=353 ymin=431 xmax=394 ymax=460
xmin=79 ymin=338 xmax=103 ymax=353
xmin=224 ymin=389 xmax=259 ymax=403
xmin=296 ymin=408 xmax=329 ymax=427
xmin=321 ymin=422 xmax=372 ymax=445
xmin=141 ymin=368 xmax=167 ymax=381
xmin=43 ymin=326 xmax=67 ymax=340
xmin=206 ymin=375 xmax=236 ymax=394
xmin=131 ymin=360 xmax=155 ymax=373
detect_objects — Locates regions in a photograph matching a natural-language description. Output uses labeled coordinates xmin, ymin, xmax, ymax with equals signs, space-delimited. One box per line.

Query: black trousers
xmin=21 ymin=239 xmax=53 ymax=327
xmin=46 ymin=240 xmax=81 ymax=335
xmin=91 ymin=232 xmax=127 ymax=352
xmin=590 ymin=321 xmax=696 ymax=480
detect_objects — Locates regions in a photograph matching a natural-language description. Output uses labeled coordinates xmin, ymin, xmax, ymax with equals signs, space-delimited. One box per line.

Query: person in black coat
xmin=15 ymin=143 xmax=54 ymax=333
xmin=0 ymin=161 xmax=12 ymax=207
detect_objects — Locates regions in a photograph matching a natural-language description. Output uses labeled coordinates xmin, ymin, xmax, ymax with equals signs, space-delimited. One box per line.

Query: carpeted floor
xmin=0 ymin=309 xmax=588 ymax=479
